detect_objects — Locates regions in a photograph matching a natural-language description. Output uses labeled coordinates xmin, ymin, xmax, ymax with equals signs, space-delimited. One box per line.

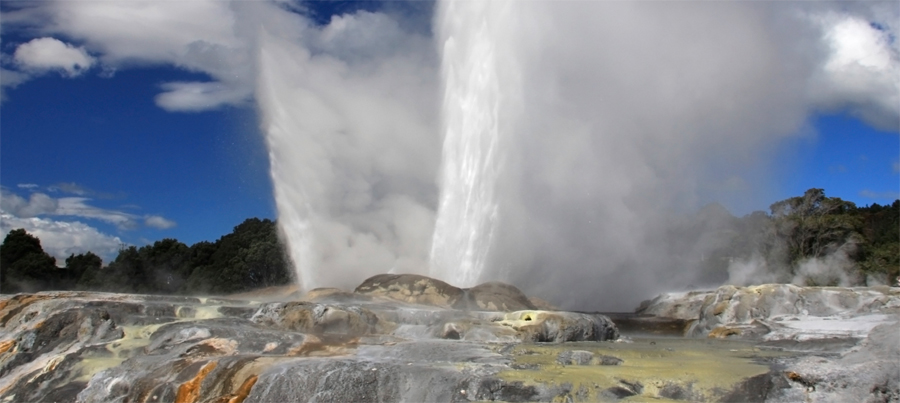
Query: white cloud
xmin=49 ymin=182 xmax=90 ymax=196
xmin=0 ymin=213 xmax=123 ymax=265
xmin=155 ymin=81 xmax=249 ymax=112
xmin=144 ymin=215 xmax=177 ymax=229
xmin=0 ymin=68 xmax=30 ymax=101
xmin=56 ymin=197 xmax=139 ymax=230
xmin=17 ymin=183 xmax=39 ymax=189
xmin=1 ymin=191 xmax=58 ymax=217
xmin=809 ymin=13 xmax=900 ymax=130
xmin=2 ymin=0 xmax=260 ymax=111
xmin=13 ymin=37 xmax=95 ymax=76
xmin=0 ymin=189 xmax=175 ymax=231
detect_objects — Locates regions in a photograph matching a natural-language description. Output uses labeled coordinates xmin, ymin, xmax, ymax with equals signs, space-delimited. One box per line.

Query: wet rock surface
xmin=639 ymin=284 xmax=900 ymax=402
xmin=1 ymin=280 xmax=897 ymax=402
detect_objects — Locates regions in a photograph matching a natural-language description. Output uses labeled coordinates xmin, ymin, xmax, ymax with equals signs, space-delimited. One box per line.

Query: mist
xmin=254 ymin=6 xmax=442 ymax=290
xmin=255 ymin=1 xmax=897 ymax=311
xmin=427 ymin=1 xmax=896 ymax=310
xmin=6 ymin=0 xmax=896 ymax=311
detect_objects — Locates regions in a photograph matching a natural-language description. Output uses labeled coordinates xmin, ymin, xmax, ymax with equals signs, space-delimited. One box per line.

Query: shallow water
xmin=496 ymin=336 xmax=798 ymax=402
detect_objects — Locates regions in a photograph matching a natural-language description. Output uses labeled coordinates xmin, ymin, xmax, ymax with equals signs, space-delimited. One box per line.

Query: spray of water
xmin=250 ymin=1 xmax=896 ymax=309
xmin=256 ymin=32 xmax=320 ymax=289
xmin=254 ymin=17 xmax=440 ymax=291
xmin=1 ymin=1 xmax=896 ymax=310
xmin=428 ymin=0 xmax=510 ymax=287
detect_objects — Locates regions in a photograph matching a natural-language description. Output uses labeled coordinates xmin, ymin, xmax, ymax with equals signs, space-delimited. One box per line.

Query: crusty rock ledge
xmin=0 ymin=275 xmax=619 ymax=402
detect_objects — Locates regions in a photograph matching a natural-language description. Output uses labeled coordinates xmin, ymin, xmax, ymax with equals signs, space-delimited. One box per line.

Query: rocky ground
xmin=637 ymin=284 xmax=900 ymax=402
xmin=0 ymin=275 xmax=897 ymax=402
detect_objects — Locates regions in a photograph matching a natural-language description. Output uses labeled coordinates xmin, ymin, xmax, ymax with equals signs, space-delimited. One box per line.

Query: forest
xmin=0 ymin=218 xmax=292 ymax=295
xmin=1 ymin=189 xmax=898 ymax=296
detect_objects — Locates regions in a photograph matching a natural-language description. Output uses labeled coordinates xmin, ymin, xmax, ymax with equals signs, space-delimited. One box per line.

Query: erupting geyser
xmin=429 ymin=0 xmax=512 ymax=287
xmin=252 ymin=0 xmax=898 ymax=310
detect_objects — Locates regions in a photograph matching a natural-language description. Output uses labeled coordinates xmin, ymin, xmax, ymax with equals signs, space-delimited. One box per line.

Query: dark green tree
xmin=769 ymin=188 xmax=861 ymax=265
xmin=0 ymin=229 xmax=57 ymax=293
xmin=185 ymin=218 xmax=291 ymax=294
xmin=65 ymin=252 xmax=102 ymax=290
xmin=856 ymin=200 xmax=900 ymax=283
xmin=104 ymin=246 xmax=146 ymax=293
xmin=139 ymin=238 xmax=190 ymax=294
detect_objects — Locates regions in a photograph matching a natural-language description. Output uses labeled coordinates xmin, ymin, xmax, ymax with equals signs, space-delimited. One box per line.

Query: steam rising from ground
xmin=425 ymin=1 xmax=897 ymax=310
xmin=255 ymin=10 xmax=440 ymax=290
xmin=257 ymin=1 xmax=897 ymax=310
xmin=6 ymin=1 xmax=896 ymax=311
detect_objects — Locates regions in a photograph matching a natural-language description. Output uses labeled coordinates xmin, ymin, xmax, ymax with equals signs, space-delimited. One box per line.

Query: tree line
xmin=0 ymin=218 xmax=293 ymax=295
xmin=1 ymin=189 xmax=898 ymax=295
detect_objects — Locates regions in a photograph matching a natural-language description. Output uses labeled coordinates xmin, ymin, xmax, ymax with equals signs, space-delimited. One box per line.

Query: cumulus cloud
xmin=17 ymin=183 xmax=39 ymax=190
xmin=1 ymin=192 xmax=58 ymax=217
xmin=2 ymin=0 xmax=257 ymax=111
xmin=0 ymin=213 xmax=123 ymax=265
xmin=808 ymin=13 xmax=900 ymax=130
xmin=13 ymin=37 xmax=95 ymax=76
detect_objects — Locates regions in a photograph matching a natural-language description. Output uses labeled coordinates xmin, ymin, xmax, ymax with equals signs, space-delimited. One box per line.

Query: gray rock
xmin=499 ymin=310 xmax=620 ymax=342
xmin=250 ymin=301 xmax=382 ymax=336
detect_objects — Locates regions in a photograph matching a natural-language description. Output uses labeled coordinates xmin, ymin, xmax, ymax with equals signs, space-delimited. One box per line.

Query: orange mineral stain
xmin=214 ymin=375 xmax=259 ymax=403
xmin=0 ymin=340 xmax=15 ymax=355
xmin=175 ymin=361 xmax=218 ymax=403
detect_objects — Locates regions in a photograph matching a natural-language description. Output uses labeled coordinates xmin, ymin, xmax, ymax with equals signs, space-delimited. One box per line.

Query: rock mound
xmin=465 ymin=282 xmax=537 ymax=311
xmin=354 ymin=274 xmax=463 ymax=307
xmin=354 ymin=273 xmax=541 ymax=312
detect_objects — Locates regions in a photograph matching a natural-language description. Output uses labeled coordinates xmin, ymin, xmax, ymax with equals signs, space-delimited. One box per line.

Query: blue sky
xmin=0 ymin=0 xmax=897 ymax=271
xmin=783 ymin=114 xmax=898 ymax=205
xmin=2 ymin=67 xmax=273 ymax=246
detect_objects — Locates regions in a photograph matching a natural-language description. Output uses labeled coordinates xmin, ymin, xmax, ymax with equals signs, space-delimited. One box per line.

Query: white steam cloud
xmin=2 ymin=1 xmax=897 ymax=310
xmin=255 ymin=10 xmax=440 ymax=289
